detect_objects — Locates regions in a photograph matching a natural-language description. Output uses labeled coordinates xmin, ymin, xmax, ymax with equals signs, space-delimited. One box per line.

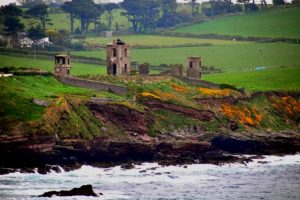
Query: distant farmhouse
xmin=20 ymin=37 xmax=53 ymax=48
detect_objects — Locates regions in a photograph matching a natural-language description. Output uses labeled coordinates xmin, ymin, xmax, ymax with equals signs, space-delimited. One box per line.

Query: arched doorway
xmin=112 ymin=63 xmax=117 ymax=75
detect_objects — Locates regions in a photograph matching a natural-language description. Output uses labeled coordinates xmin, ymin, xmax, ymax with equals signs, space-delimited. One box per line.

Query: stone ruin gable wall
xmin=170 ymin=64 xmax=183 ymax=77
xmin=177 ymin=76 xmax=220 ymax=89
xmin=56 ymin=76 xmax=128 ymax=95
xmin=107 ymin=42 xmax=131 ymax=75
xmin=55 ymin=66 xmax=69 ymax=77
xmin=187 ymin=57 xmax=201 ymax=79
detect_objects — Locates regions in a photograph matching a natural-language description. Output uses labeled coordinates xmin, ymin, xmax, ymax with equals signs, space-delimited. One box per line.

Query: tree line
xmin=1 ymin=0 xmax=296 ymax=47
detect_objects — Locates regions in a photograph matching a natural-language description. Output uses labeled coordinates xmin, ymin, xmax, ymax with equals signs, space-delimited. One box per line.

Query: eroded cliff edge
xmin=0 ymin=75 xmax=300 ymax=174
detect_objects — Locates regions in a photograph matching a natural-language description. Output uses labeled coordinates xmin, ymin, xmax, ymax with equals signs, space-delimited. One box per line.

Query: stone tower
xmin=107 ymin=39 xmax=131 ymax=75
xmin=186 ymin=56 xmax=201 ymax=79
xmin=54 ymin=54 xmax=71 ymax=76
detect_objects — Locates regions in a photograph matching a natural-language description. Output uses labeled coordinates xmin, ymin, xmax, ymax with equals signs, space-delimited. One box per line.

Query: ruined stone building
xmin=186 ymin=56 xmax=201 ymax=79
xmin=54 ymin=54 xmax=71 ymax=76
xmin=107 ymin=39 xmax=131 ymax=75
xmin=170 ymin=64 xmax=183 ymax=77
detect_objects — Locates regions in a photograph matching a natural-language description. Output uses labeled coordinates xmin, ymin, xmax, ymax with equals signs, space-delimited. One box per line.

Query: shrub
xmin=273 ymin=0 xmax=285 ymax=5
xmin=248 ymin=3 xmax=259 ymax=12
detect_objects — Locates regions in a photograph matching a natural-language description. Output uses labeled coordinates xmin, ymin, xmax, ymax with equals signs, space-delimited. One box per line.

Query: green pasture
xmin=0 ymin=55 xmax=106 ymax=75
xmin=83 ymin=34 xmax=251 ymax=47
xmin=72 ymin=42 xmax=300 ymax=72
xmin=0 ymin=76 xmax=93 ymax=122
xmin=20 ymin=9 xmax=129 ymax=32
xmin=203 ymin=67 xmax=300 ymax=91
xmin=175 ymin=7 xmax=300 ymax=39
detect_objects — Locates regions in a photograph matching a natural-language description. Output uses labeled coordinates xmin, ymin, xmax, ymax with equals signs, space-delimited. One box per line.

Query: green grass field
xmin=83 ymin=34 xmax=251 ymax=47
xmin=0 ymin=76 xmax=93 ymax=122
xmin=175 ymin=7 xmax=300 ymax=39
xmin=73 ymin=42 xmax=300 ymax=72
xmin=203 ymin=67 xmax=300 ymax=91
xmin=21 ymin=9 xmax=129 ymax=32
xmin=0 ymin=55 xmax=106 ymax=75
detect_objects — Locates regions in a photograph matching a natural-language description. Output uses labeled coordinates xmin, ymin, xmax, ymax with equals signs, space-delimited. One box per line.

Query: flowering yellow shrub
xmin=199 ymin=88 xmax=233 ymax=97
xmin=156 ymin=91 xmax=176 ymax=100
xmin=221 ymin=104 xmax=263 ymax=127
xmin=271 ymin=96 xmax=300 ymax=120
xmin=141 ymin=92 xmax=161 ymax=100
xmin=170 ymin=84 xmax=189 ymax=93
xmin=252 ymin=107 xmax=263 ymax=123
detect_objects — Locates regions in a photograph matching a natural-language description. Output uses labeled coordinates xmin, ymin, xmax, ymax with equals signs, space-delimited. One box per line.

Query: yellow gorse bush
xmin=271 ymin=96 xmax=300 ymax=120
xmin=141 ymin=92 xmax=161 ymax=99
xmin=221 ymin=104 xmax=263 ymax=127
xmin=199 ymin=88 xmax=233 ymax=97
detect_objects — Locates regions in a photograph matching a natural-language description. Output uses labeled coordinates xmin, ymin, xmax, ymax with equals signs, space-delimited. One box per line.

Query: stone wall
xmin=170 ymin=64 xmax=183 ymax=77
xmin=56 ymin=76 xmax=127 ymax=95
xmin=178 ymin=77 xmax=219 ymax=89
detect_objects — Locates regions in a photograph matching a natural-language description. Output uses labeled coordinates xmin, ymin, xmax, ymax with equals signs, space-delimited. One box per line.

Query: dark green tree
xmin=26 ymin=3 xmax=51 ymax=31
xmin=62 ymin=1 xmax=76 ymax=33
xmin=273 ymin=0 xmax=285 ymax=5
xmin=1 ymin=4 xmax=24 ymax=47
xmin=260 ymin=0 xmax=267 ymax=9
xmin=140 ymin=0 xmax=160 ymax=32
xmin=292 ymin=0 xmax=300 ymax=4
xmin=121 ymin=0 xmax=144 ymax=32
xmin=3 ymin=16 xmax=24 ymax=47
xmin=104 ymin=3 xmax=119 ymax=29
xmin=158 ymin=0 xmax=177 ymax=29
xmin=61 ymin=0 xmax=101 ymax=34
xmin=28 ymin=25 xmax=45 ymax=40
xmin=237 ymin=0 xmax=250 ymax=12
xmin=185 ymin=0 xmax=199 ymax=15
xmin=122 ymin=0 xmax=160 ymax=32
xmin=0 ymin=4 xmax=23 ymax=20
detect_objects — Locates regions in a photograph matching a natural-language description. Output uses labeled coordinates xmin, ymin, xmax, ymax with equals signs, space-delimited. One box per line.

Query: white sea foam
xmin=0 ymin=154 xmax=299 ymax=200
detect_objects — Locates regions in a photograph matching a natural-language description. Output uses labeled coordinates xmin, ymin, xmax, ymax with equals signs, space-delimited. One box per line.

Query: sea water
xmin=0 ymin=154 xmax=300 ymax=200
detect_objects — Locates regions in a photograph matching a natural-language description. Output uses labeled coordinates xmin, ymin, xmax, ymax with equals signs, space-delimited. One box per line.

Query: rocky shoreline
xmin=0 ymin=130 xmax=299 ymax=175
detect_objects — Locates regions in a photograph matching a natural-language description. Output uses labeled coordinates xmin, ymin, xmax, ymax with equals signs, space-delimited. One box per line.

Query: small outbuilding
xmin=54 ymin=54 xmax=71 ymax=76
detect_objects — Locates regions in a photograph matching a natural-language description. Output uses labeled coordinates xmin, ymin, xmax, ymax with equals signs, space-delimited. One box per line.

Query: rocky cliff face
xmin=1 ymin=92 xmax=300 ymax=174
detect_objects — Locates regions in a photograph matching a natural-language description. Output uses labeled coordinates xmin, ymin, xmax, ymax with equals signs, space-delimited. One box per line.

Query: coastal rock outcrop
xmin=38 ymin=184 xmax=98 ymax=197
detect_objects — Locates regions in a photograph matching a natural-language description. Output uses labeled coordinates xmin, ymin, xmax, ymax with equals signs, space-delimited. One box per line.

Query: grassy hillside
xmin=175 ymin=7 xmax=300 ymax=39
xmin=203 ymin=67 xmax=300 ymax=91
xmin=0 ymin=55 xmax=106 ymax=76
xmin=82 ymin=34 xmax=251 ymax=47
xmin=0 ymin=76 xmax=124 ymax=138
xmin=0 ymin=76 xmax=92 ymax=121
xmin=73 ymin=42 xmax=300 ymax=72
xmin=2 ymin=75 xmax=299 ymax=137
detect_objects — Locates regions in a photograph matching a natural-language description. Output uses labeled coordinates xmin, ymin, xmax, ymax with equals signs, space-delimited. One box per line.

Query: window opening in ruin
xmin=189 ymin=62 xmax=193 ymax=68
xmin=113 ymin=48 xmax=117 ymax=57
